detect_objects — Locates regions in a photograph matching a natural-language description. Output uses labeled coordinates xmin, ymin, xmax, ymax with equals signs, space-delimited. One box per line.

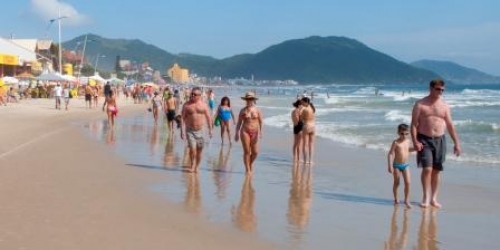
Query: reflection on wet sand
xmin=232 ymin=175 xmax=256 ymax=232
xmin=417 ymin=209 xmax=439 ymax=250
xmin=183 ymin=173 xmax=202 ymax=214
xmin=148 ymin=124 xmax=160 ymax=155
xmin=212 ymin=146 xmax=233 ymax=200
xmin=181 ymin=146 xmax=191 ymax=170
xmin=163 ymin=132 xmax=180 ymax=168
xmin=287 ymin=163 xmax=313 ymax=245
xmin=106 ymin=127 xmax=115 ymax=145
xmin=384 ymin=206 xmax=409 ymax=250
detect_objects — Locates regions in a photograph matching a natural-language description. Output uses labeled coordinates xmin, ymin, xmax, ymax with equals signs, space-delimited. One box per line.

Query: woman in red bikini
xmin=235 ymin=92 xmax=263 ymax=175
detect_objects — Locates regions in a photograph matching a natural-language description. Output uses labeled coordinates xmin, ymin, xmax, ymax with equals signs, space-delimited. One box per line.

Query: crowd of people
xmin=4 ymin=77 xmax=461 ymax=209
xmin=104 ymin=79 xmax=461 ymax=210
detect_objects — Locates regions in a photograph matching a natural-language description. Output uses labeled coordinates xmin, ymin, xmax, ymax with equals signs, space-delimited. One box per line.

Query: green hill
xmin=63 ymin=34 xmax=217 ymax=75
xmin=411 ymin=60 xmax=500 ymax=84
xmin=218 ymin=36 xmax=438 ymax=83
xmin=64 ymin=34 xmax=439 ymax=83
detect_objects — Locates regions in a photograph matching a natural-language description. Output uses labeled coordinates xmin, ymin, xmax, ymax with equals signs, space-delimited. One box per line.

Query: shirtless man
xmin=411 ymin=79 xmax=461 ymax=208
xmin=165 ymin=92 xmax=178 ymax=133
xmin=180 ymin=87 xmax=213 ymax=173
xmin=84 ymin=84 xmax=93 ymax=108
xmin=300 ymin=97 xmax=316 ymax=164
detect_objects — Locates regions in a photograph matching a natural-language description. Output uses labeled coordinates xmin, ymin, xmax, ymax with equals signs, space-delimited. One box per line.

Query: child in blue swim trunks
xmin=387 ymin=124 xmax=415 ymax=208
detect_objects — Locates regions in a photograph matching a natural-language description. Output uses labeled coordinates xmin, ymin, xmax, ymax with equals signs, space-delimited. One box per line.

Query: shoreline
xmin=2 ymin=94 xmax=500 ymax=249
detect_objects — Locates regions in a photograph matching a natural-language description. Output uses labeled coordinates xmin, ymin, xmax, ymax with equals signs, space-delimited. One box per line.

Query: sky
xmin=2 ymin=0 xmax=500 ymax=75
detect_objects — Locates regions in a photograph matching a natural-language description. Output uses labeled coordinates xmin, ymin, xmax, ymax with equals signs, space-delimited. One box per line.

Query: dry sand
xmin=0 ymin=97 xmax=275 ymax=249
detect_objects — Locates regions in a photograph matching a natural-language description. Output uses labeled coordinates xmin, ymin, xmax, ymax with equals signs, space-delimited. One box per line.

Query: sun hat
xmin=241 ymin=92 xmax=258 ymax=100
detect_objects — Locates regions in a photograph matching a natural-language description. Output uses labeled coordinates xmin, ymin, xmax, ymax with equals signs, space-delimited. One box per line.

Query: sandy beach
xmin=2 ymin=94 xmax=499 ymax=249
xmin=0 ymin=97 xmax=275 ymax=249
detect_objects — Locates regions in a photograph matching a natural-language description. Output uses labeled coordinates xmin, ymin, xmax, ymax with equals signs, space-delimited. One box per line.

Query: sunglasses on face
xmin=191 ymin=93 xmax=201 ymax=97
xmin=433 ymin=87 xmax=445 ymax=92
xmin=400 ymin=132 xmax=409 ymax=135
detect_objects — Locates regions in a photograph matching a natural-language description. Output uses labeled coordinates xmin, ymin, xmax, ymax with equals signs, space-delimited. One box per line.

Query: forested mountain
xmin=64 ymin=34 xmax=439 ymax=83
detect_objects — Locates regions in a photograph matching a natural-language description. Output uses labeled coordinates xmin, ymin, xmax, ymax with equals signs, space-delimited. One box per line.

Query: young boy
xmin=387 ymin=123 xmax=414 ymax=208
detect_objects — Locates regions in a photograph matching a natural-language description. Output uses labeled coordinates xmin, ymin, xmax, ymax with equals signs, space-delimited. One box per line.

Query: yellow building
xmin=167 ymin=63 xmax=189 ymax=83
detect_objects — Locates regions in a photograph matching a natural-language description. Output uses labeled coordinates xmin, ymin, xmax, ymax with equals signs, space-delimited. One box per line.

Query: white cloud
xmin=30 ymin=0 xmax=90 ymax=26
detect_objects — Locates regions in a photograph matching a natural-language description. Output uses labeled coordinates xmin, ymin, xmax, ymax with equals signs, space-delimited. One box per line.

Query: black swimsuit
xmin=293 ymin=121 xmax=303 ymax=135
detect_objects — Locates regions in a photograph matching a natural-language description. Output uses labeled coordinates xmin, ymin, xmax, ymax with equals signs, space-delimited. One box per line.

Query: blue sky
xmin=2 ymin=0 xmax=500 ymax=75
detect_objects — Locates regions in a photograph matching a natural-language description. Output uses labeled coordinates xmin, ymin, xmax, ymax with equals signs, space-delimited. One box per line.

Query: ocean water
xmin=260 ymin=82 xmax=500 ymax=166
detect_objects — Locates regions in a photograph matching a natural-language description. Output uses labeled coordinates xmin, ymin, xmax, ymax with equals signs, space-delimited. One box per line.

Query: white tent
xmin=89 ymin=74 xmax=106 ymax=84
xmin=36 ymin=72 xmax=68 ymax=81
xmin=1 ymin=76 xmax=19 ymax=85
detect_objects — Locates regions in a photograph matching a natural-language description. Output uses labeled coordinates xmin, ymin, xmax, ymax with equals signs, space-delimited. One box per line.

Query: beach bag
xmin=214 ymin=115 xmax=221 ymax=127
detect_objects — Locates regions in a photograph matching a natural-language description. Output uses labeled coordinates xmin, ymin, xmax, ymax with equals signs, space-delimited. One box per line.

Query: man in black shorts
xmin=411 ymin=79 xmax=461 ymax=209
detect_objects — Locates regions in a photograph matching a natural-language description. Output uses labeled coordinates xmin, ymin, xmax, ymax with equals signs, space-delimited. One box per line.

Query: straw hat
xmin=241 ymin=91 xmax=258 ymax=100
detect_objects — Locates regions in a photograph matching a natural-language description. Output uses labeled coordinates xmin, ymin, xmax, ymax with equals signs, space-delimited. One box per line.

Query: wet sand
xmin=82 ymin=94 xmax=500 ymax=250
xmin=3 ymin=95 xmax=500 ymax=249
xmin=0 ymin=97 xmax=275 ymax=249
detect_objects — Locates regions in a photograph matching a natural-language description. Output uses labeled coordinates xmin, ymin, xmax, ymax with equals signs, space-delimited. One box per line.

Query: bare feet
xmin=404 ymin=201 xmax=412 ymax=209
xmin=430 ymin=200 xmax=442 ymax=208
xmin=394 ymin=200 xmax=399 ymax=205
xmin=419 ymin=202 xmax=429 ymax=208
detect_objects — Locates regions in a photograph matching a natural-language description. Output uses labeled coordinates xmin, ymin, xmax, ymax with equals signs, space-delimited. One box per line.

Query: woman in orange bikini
xmin=235 ymin=92 xmax=263 ymax=175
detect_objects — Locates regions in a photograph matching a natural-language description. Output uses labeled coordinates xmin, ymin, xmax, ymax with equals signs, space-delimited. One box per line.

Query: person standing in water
xmin=300 ymin=97 xmax=316 ymax=164
xmin=291 ymin=100 xmax=303 ymax=163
